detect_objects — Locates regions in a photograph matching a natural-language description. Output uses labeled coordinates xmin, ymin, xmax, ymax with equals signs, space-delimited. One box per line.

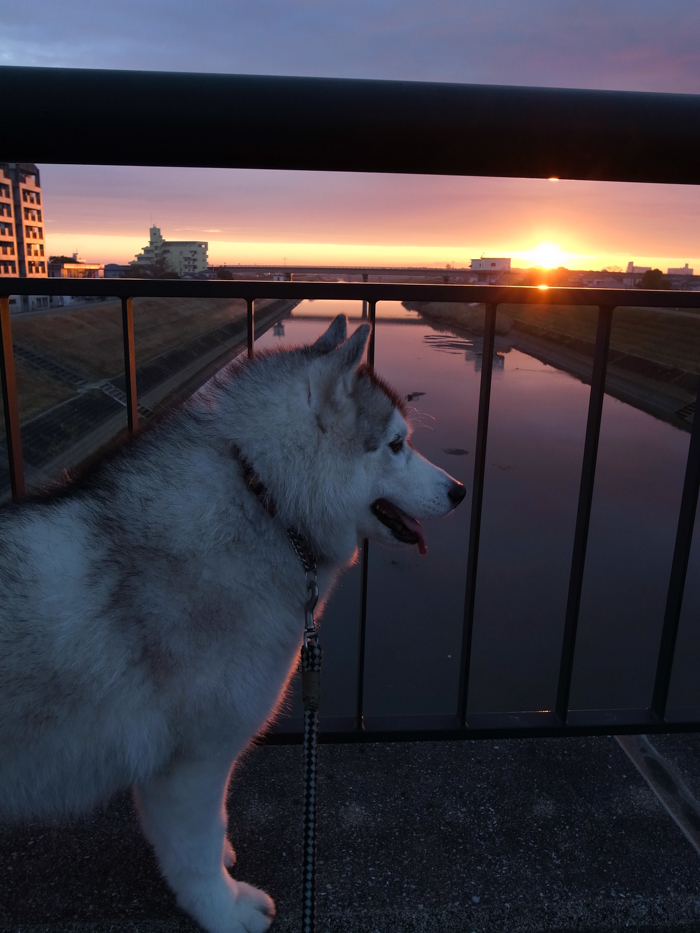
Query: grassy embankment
xmin=502 ymin=303 xmax=700 ymax=375
xmin=405 ymin=300 xmax=700 ymax=374
xmin=10 ymin=297 xmax=251 ymax=422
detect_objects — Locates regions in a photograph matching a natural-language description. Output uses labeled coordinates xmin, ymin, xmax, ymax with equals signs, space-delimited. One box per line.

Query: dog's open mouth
xmin=371 ymin=498 xmax=427 ymax=555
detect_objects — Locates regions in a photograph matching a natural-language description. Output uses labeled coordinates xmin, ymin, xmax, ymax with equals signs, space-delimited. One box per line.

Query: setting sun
xmin=530 ymin=242 xmax=566 ymax=268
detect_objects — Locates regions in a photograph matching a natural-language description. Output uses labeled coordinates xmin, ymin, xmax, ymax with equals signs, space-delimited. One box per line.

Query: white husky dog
xmin=0 ymin=315 xmax=465 ymax=933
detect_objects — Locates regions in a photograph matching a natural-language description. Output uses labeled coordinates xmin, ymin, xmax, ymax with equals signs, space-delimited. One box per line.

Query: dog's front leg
xmin=134 ymin=753 xmax=275 ymax=933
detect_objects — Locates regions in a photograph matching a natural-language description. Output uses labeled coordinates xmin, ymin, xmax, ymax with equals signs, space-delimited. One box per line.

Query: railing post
xmin=121 ymin=297 xmax=139 ymax=434
xmin=0 ymin=295 xmax=25 ymax=500
xmin=652 ymin=377 xmax=700 ymax=720
xmin=555 ymin=304 xmax=614 ymax=722
xmin=458 ymin=303 xmax=497 ymax=726
xmin=247 ymin=298 xmax=255 ymax=358
xmin=366 ymin=299 xmax=376 ymax=369
xmin=356 ymin=299 xmax=377 ymax=730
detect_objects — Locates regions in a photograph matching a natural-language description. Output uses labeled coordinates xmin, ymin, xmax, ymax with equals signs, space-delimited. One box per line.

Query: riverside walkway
xmin=1 ymin=734 xmax=699 ymax=932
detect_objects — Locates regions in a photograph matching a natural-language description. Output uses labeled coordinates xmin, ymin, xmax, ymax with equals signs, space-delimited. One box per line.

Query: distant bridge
xmin=217 ymin=264 xmax=483 ymax=284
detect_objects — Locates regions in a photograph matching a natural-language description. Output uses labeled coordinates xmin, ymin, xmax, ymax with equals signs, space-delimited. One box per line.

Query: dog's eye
xmin=389 ymin=437 xmax=403 ymax=454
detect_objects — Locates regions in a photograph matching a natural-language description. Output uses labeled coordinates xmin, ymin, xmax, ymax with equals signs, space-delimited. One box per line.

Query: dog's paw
xmin=223 ymin=836 xmax=237 ymax=868
xmin=178 ymin=871 xmax=275 ymax=933
xmin=232 ymin=881 xmax=275 ymax=932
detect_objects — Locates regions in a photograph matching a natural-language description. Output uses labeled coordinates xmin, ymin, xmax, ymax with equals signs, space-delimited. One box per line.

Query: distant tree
xmin=126 ymin=262 xmax=150 ymax=278
xmin=151 ymin=254 xmax=179 ymax=279
xmin=518 ymin=265 xmax=571 ymax=287
xmin=548 ymin=266 xmax=571 ymax=286
xmin=215 ymin=268 xmax=233 ymax=279
xmin=128 ymin=255 xmax=179 ymax=279
xmin=637 ymin=268 xmax=670 ymax=290
xmin=48 ymin=255 xmax=77 ymax=264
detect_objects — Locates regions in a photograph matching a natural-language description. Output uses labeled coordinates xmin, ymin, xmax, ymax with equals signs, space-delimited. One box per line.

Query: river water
xmin=256 ymin=299 xmax=700 ymax=721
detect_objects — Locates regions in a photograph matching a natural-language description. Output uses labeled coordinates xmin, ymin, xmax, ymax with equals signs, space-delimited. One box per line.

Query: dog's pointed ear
xmin=313 ymin=314 xmax=347 ymax=353
xmin=307 ymin=323 xmax=370 ymax=422
xmin=335 ymin=323 xmax=370 ymax=385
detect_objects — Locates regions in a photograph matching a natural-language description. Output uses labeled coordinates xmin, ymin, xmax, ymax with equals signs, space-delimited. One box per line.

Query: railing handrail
xmin=3 ymin=276 xmax=700 ymax=310
xmin=4 ymin=65 xmax=700 ymax=184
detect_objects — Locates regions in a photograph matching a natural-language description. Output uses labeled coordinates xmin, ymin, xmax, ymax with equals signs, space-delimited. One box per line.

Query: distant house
xmin=132 ymin=226 xmax=208 ymax=277
xmin=469 ymin=257 xmax=511 ymax=284
xmin=105 ymin=263 xmax=132 ymax=278
xmin=49 ymin=254 xmax=104 ymax=279
xmin=470 ymin=257 xmax=511 ymax=272
xmin=577 ymin=271 xmax=623 ymax=288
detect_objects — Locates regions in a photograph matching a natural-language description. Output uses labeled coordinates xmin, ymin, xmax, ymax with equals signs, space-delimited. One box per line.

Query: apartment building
xmin=0 ymin=165 xmax=18 ymax=277
xmin=0 ymin=163 xmax=49 ymax=312
xmin=0 ymin=163 xmax=47 ymax=279
xmin=132 ymin=226 xmax=208 ymax=277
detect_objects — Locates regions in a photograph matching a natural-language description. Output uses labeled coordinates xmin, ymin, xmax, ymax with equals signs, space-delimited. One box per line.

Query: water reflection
xmin=255 ymin=300 xmax=700 ymax=720
xmin=423 ymin=332 xmax=509 ymax=370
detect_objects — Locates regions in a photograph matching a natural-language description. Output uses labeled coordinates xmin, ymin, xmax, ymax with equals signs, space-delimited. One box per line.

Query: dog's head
xmin=305 ymin=315 xmax=466 ymax=556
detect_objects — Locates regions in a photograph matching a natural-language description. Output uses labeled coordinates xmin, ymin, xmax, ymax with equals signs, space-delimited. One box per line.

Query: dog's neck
xmin=232 ymin=445 xmax=318 ymax=572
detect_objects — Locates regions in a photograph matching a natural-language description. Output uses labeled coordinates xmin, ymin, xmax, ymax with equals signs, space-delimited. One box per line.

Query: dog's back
xmin=0 ymin=492 xmax=175 ymax=819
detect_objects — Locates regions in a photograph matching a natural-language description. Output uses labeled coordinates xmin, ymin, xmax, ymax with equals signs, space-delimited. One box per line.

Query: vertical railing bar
xmin=0 ymin=295 xmax=25 ymax=501
xmin=457 ymin=303 xmax=497 ymax=727
xmin=247 ymin=298 xmax=255 ymax=358
xmin=366 ymin=298 xmax=376 ymax=369
xmin=555 ymin=304 xmax=613 ymax=722
xmin=356 ymin=299 xmax=376 ymax=730
xmin=355 ymin=540 xmax=370 ymax=731
xmin=651 ymin=374 xmax=700 ymax=719
xmin=121 ymin=297 xmax=139 ymax=434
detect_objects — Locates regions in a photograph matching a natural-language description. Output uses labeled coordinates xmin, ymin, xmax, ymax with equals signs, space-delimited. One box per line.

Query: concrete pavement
xmin=2 ymin=734 xmax=699 ymax=932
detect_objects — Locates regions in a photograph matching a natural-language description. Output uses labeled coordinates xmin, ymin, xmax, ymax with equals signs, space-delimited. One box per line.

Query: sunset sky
xmin=3 ymin=0 xmax=700 ymax=270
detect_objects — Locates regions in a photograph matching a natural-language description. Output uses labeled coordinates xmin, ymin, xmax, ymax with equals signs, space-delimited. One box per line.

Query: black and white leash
xmin=288 ymin=530 xmax=321 ymax=933
xmin=234 ymin=449 xmax=321 ymax=933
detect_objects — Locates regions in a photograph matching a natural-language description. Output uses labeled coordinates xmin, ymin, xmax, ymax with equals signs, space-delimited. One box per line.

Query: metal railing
xmin=3 ymin=276 xmax=700 ymax=743
xmin=4 ymin=64 xmax=700 ymax=742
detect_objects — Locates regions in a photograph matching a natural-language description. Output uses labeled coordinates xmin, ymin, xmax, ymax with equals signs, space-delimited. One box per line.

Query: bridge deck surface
xmin=1 ymin=734 xmax=699 ymax=932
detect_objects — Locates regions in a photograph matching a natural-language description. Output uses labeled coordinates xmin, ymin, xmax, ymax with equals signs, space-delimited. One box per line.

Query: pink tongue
xmin=389 ymin=503 xmax=428 ymax=555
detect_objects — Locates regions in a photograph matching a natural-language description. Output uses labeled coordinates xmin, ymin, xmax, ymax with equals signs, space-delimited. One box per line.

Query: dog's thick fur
xmin=0 ymin=316 xmax=464 ymax=933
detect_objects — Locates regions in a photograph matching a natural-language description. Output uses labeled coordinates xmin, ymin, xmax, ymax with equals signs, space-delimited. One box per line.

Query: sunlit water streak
xmin=256 ymin=299 xmax=700 ymax=719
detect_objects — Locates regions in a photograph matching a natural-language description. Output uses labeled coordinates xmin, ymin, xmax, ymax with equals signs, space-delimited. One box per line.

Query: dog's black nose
xmin=448 ymin=481 xmax=467 ymax=507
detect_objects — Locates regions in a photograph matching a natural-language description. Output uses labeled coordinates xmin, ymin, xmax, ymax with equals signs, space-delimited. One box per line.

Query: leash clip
xmin=303 ymin=569 xmax=319 ymax=647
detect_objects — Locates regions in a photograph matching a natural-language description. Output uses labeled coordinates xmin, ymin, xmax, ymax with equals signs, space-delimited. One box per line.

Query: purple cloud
xmin=2 ymin=0 xmax=700 ymax=93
